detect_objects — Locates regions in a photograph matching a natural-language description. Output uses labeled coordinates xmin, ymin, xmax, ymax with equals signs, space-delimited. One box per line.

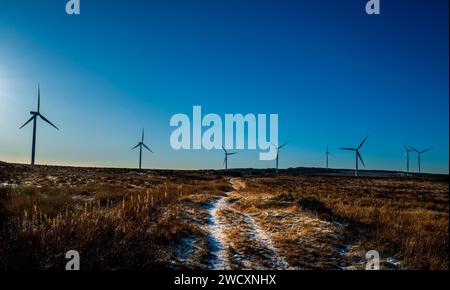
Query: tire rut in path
xmin=205 ymin=178 xmax=290 ymax=270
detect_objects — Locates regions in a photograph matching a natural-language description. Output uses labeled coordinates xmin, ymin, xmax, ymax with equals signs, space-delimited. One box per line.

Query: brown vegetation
xmin=241 ymin=175 xmax=449 ymax=269
xmin=0 ymin=163 xmax=228 ymax=270
xmin=0 ymin=163 xmax=448 ymax=270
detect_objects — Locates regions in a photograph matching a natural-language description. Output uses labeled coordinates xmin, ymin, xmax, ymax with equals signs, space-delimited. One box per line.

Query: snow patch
xmin=206 ymin=197 xmax=229 ymax=270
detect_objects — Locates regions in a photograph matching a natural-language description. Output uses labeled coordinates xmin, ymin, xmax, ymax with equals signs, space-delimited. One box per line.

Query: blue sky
xmin=0 ymin=0 xmax=448 ymax=173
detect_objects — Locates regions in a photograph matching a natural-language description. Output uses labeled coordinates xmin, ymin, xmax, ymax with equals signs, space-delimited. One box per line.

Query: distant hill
xmin=222 ymin=167 xmax=449 ymax=180
xmin=0 ymin=161 xmax=447 ymax=181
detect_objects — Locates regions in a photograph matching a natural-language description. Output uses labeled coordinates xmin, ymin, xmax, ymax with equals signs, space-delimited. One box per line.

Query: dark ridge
xmin=0 ymin=162 xmax=448 ymax=181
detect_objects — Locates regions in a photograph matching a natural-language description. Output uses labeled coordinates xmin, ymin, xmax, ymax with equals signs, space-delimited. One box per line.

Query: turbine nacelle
xmin=339 ymin=135 xmax=368 ymax=176
xmin=222 ymin=145 xmax=237 ymax=171
xmin=222 ymin=145 xmax=237 ymax=156
xmin=271 ymin=141 xmax=288 ymax=175
xmin=408 ymin=146 xmax=431 ymax=173
xmin=325 ymin=145 xmax=332 ymax=171
xmin=131 ymin=129 xmax=153 ymax=170
xmin=19 ymin=84 xmax=59 ymax=165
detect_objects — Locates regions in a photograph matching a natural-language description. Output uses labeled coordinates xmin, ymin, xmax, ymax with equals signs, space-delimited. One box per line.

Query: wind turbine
xmin=410 ymin=147 xmax=431 ymax=173
xmin=339 ymin=136 xmax=368 ymax=177
xmin=404 ymin=145 xmax=415 ymax=176
xmin=325 ymin=145 xmax=331 ymax=171
xmin=19 ymin=84 xmax=59 ymax=166
xmin=131 ymin=129 xmax=152 ymax=170
xmin=272 ymin=142 xmax=288 ymax=175
xmin=222 ymin=145 xmax=237 ymax=172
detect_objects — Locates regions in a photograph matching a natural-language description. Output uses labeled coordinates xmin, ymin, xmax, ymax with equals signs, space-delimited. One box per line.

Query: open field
xmin=0 ymin=162 xmax=448 ymax=270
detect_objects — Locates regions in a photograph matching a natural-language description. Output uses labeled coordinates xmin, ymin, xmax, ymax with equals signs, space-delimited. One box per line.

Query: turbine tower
xmin=222 ymin=145 xmax=237 ymax=172
xmin=325 ymin=145 xmax=331 ymax=171
xmin=272 ymin=142 xmax=288 ymax=175
xmin=404 ymin=145 xmax=415 ymax=176
xmin=411 ymin=147 xmax=431 ymax=173
xmin=19 ymin=84 xmax=59 ymax=166
xmin=339 ymin=136 xmax=368 ymax=177
xmin=131 ymin=129 xmax=152 ymax=170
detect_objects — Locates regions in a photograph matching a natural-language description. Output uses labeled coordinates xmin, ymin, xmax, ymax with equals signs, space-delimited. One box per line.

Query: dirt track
xmin=180 ymin=178 xmax=370 ymax=270
xmin=206 ymin=178 xmax=291 ymax=270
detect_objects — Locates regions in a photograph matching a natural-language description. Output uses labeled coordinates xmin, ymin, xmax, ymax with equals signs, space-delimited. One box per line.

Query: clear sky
xmin=0 ymin=0 xmax=448 ymax=173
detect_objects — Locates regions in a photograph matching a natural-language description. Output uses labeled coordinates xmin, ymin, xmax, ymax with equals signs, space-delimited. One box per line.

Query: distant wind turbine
xmin=404 ymin=145 xmax=415 ymax=176
xmin=325 ymin=145 xmax=331 ymax=171
xmin=19 ymin=84 xmax=59 ymax=166
xmin=272 ymin=142 xmax=288 ymax=175
xmin=339 ymin=136 xmax=368 ymax=177
xmin=410 ymin=147 xmax=432 ymax=173
xmin=131 ymin=129 xmax=152 ymax=170
xmin=222 ymin=145 xmax=237 ymax=172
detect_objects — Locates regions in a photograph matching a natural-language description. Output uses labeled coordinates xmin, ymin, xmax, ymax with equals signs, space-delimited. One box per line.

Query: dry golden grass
xmin=1 ymin=162 xmax=447 ymax=270
xmin=0 ymin=164 xmax=228 ymax=270
xmin=241 ymin=175 xmax=449 ymax=269
xmin=216 ymin=180 xmax=361 ymax=269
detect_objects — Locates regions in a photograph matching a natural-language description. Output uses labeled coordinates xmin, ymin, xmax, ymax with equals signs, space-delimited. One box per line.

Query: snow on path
xmin=206 ymin=195 xmax=229 ymax=270
xmin=206 ymin=178 xmax=291 ymax=270
xmin=240 ymin=212 xmax=291 ymax=269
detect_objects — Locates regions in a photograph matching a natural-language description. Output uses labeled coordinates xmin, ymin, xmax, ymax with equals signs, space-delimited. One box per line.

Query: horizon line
xmin=1 ymin=160 xmax=448 ymax=176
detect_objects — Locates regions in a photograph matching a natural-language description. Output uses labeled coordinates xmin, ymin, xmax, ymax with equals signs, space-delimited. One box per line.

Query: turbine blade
xmin=357 ymin=151 xmax=366 ymax=167
xmin=421 ymin=148 xmax=432 ymax=153
xmin=357 ymin=135 xmax=368 ymax=150
xmin=409 ymin=146 xmax=418 ymax=152
xmin=339 ymin=147 xmax=356 ymax=151
xmin=39 ymin=114 xmax=59 ymax=130
xmin=19 ymin=116 xmax=35 ymax=129
xmin=143 ymin=143 xmax=153 ymax=153
xmin=141 ymin=128 xmax=144 ymax=143
xmin=131 ymin=144 xmax=140 ymax=150
xmin=37 ymin=84 xmax=41 ymax=113
xmin=279 ymin=141 xmax=288 ymax=149
xmin=405 ymin=145 xmax=415 ymax=152
xmin=228 ymin=152 xmax=237 ymax=155
xmin=223 ymin=157 xmax=227 ymax=165
xmin=222 ymin=145 xmax=227 ymax=154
